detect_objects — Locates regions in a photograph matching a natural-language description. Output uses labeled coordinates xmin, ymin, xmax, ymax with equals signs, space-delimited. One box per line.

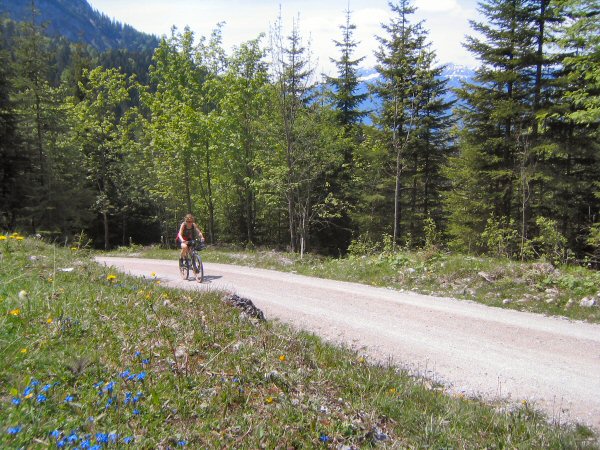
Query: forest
xmin=0 ymin=0 xmax=598 ymax=264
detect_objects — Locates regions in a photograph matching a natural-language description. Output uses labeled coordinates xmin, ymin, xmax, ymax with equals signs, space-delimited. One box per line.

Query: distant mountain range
xmin=356 ymin=64 xmax=476 ymax=120
xmin=0 ymin=0 xmax=159 ymax=52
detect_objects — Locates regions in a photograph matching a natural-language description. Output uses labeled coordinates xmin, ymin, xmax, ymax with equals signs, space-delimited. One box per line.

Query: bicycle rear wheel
xmin=191 ymin=253 xmax=203 ymax=283
xmin=179 ymin=257 xmax=189 ymax=280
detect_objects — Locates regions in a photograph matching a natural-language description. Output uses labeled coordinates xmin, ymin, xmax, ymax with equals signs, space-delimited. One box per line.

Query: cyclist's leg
xmin=180 ymin=242 xmax=189 ymax=259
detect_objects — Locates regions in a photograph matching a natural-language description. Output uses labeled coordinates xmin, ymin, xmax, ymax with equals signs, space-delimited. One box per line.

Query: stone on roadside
xmin=579 ymin=297 xmax=597 ymax=308
xmin=564 ymin=299 xmax=575 ymax=309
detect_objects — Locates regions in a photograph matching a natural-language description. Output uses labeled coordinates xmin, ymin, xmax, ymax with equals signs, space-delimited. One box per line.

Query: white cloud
xmin=414 ymin=0 xmax=460 ymax=12
xmin=87 ymin=0 xmax=479 ymax=72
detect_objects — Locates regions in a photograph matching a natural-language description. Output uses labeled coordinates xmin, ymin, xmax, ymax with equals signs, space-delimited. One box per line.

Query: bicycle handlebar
xmin=187 ymin=239 xmax=206 ymax=250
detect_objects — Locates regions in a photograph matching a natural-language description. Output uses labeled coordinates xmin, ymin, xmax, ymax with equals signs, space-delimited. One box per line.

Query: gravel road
xmin=95 ymin=256 xmax=600 ymax=431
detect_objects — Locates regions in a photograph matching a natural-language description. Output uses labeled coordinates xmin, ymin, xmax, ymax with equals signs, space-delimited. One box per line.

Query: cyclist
xmin=177 ymin=214 xmax=205 ymax=261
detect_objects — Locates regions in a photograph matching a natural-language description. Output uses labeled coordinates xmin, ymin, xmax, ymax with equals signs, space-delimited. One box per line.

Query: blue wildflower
xmin=104 ymin=381 xmax=116 ymax=393
xmin=123 ymin=436 xmax=134 ymax=444
xmin=57 ymin=439 xmax=66 ymax=448
xmin=105 ymin=397 xmax=114 ymax=409
xmin=109 ymin=433 xmax=118 ymax=442
xmin=7 ymin=426 xmax=22 ymax=435
xmin=134 ymin=351 xmax=141 ymax=357
xmin=80 ymin=440 xmax=91 ymax=449
xmin=36 ymin=393 xmax=47 ymax=403
xmin=177 ymin=441 xmax=187 ymax=447
xmin=67 ymin=432 xmax=79 ymax=443
xmin=136 ymin=371 xmax=146 ymax=381
xmin=142 ymin=359 xmax=150 ymax=365
xmin=93 ymin=381 xmax=104 ymax=389
xmin=65 ymin=395 xmax=75 ymax=403
xmin=50 ymin=430 xmax=61 ymax=439
xmin=41 ymin=383 xmax=52 ymax=392
xmin=90 ymin=446 xmax=102 ymax=450
xmin=133 ymin=408 xmax=140 ymax=415
xmin=23 ymin=386 xmax=34 ymax=397
xmin=120 ymin=369 xmax=131 ymax=379
xmin=96 ymin=433 xmax=109 ymax=444
xmin=124 ymin=392 xmax=133 ymax=405
xmin=319 ymin=434 xmax=330 ymax=442
xmin=11 ymin=397 xmax=21 ymax=406
xmin=30 ymin=379 xmax=40 ymax=387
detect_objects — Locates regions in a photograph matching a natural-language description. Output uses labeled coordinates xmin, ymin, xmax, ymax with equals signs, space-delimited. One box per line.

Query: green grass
xmin=1 ymin=235 xmax=598 ymax=448
xmin=116 ymin=243 xmax=600 ymax=324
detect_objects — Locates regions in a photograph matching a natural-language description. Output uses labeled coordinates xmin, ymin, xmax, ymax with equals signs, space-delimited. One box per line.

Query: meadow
xmin=1 ymin=235 xmax=598 ymax=448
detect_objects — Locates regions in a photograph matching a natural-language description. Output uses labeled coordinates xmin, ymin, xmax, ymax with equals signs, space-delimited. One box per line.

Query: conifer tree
xmin=320 ymin=7 xmax=368 ymax=253
xmin=446 ymin=0 xmax=555 ymax=252
xmin=372 ymin=0 xmax=451 ymax=246
xmin=326 ymin=7 xmax=368 ymax=128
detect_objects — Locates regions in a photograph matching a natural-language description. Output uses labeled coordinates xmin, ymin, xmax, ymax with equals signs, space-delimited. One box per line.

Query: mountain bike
xmin=179 ymin=239 xmax=205 ymax=282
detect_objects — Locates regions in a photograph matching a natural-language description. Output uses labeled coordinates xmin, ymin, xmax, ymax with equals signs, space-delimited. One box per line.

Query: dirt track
xmin=95 ymin=256 xmax=600 ymax=431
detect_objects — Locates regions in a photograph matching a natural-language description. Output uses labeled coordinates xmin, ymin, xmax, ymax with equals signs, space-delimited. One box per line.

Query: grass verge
xmin=1 ymin=236 xmax=597 ymax=448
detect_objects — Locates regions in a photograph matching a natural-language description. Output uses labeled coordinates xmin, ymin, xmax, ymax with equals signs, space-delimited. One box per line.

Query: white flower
xmin=18 ymin=290 xmax=28 ymax=300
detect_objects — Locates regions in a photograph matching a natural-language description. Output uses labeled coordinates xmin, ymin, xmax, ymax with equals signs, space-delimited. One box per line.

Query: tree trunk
xmin=103 ymin=211 xmax=109 ymax=250
xmin=205 ymin=141 xmax=215 ymax=244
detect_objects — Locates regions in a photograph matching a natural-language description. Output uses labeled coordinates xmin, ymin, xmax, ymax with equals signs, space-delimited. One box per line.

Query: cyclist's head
xmin=184 ymin=214 xmax=195 ymax=224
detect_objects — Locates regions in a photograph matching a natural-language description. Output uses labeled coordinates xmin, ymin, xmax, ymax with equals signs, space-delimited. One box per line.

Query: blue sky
xmin=87 ymin=0 xmax=481 ymax=74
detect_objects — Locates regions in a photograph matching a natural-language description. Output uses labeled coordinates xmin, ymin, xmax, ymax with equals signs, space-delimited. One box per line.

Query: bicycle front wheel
xmin=179 ymin=257 xmax=189 ymax=280
xmin=191 ymin=253 xmax=203 ymax=283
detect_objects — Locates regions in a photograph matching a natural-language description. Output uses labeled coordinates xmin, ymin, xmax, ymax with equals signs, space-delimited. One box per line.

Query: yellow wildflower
xmin=106 ymin=274 xmax=117 ymax=282
xmin=151 ymin=272 xmax=157 ymax=278
xmin=16 ymin=236 xmax=24 ymax=241
xmin=20 ymin=348 xmax=27 ymax=354
xmin=389 ymin=388 xmax=397 ymax=394
xmin=47 ymin=318 xmax=53 ymax=324
xmin=9 ymin=308 xmax=20 ymax=316
xmin=70 ymin=247 xmax=78 ymax=251
xmin=0 ymin=235 xmax=6 ymax=241
xmin=265 ymin=396 xmax=274 ymax=404
xmin=24 ymin=393 xmax=33 ymax=399
xmin=279 ymin=355 xmax=286 ymax=362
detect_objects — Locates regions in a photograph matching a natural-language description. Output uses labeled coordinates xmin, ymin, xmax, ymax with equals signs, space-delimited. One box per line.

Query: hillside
xmin=0 ymin=0 xmax=158 ymax=52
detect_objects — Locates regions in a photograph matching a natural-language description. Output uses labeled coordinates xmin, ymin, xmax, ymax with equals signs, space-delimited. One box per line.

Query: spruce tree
xmin=446 ymin=0 xmax=554 ymax=253
xmin=319 ymin=7 xmax=368 ymax=253
xmin=372 ymin=0 xmax=451 ymax=246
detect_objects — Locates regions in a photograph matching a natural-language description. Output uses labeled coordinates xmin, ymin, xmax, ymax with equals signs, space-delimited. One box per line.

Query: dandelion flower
xmin=47 ymin=318 xmax=53 ymax=324
xmin=389 ymin=388 xmax=396 ymax=394
xmin=16 ymin=236 xmax=24 ymax=241
xmin=279 ymin=354 xmax=286 ymax=361
xmin=9 ymin=308 xmax=20 ymax=316
xmin=20 ymin=348 xmax=27 ymax=354
xmin=0 ymin=235 xmax=6 ymax=241
xmin=151 ymin=272 xmax=156 ymax=277
xmin=265 ymin=396 xmax=274 ymax=404
xmin=106 ymin=274 xmax=117 ymax=282
xmin=70 ymin=247 xmax=78 ymax=251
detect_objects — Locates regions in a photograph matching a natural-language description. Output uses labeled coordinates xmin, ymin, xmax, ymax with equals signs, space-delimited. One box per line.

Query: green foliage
xmin=529 ymin=217 xmax=569 ymax=265
xmin=423 ymin=217 xmax=441 ymax=251
xmin=480 ymin=215 xmax=519 ymax=258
